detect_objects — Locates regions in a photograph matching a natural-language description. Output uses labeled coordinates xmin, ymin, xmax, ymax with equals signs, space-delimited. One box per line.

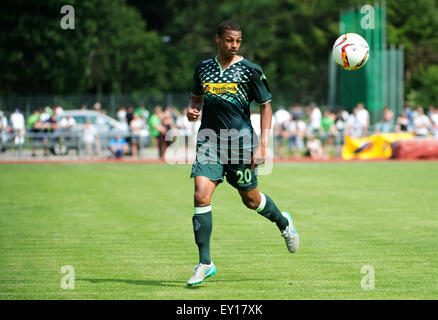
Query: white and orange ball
xmin=332 ymin=33 xmax=369 ymax=70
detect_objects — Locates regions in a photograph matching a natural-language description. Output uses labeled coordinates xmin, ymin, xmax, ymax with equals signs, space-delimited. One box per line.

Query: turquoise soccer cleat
xmin=281 ymin=212 xmax=299 ymax=253
xmin=186 ymin=262 xmax=216 ymax=286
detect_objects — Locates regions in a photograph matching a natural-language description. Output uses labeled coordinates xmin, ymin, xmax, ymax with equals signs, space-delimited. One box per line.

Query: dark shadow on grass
xmin=78 ymin=278 xmax=184 ymax=288
xmin=78 ymin=277 xmax=264 ymax=289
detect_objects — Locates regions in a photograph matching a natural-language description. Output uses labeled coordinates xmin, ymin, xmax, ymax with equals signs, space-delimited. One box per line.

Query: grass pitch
xmin=0 ymin=161 xmax=437 ymax=299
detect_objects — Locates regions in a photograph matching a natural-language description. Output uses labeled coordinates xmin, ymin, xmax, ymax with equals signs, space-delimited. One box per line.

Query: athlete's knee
xmin=242 ymin=197 xmax=260 ymax=210
xmin=194 ymin=191 xmax=211 ymax=207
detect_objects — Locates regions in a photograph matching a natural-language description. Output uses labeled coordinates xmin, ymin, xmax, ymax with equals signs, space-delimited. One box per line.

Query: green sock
xmin=193 ymin=206 xmax=213 ymax=265
xmin=256 ymin=193 xmax=289 ymax=231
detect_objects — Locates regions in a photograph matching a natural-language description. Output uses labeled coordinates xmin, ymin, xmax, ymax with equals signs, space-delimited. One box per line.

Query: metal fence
xmin=0 ymin=131 xmax=152 ymax=160
xmin=0 ymin=129 xmax=347 ymax=161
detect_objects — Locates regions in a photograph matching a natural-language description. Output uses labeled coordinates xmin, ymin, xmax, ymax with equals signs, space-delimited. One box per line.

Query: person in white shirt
xmin=39 ymin=107 xmax=52 ymax=123
xmin=177 ymin=108 xmax=192 ymax=141
xmin=413 ymin=107 xmax=431 ymax=136
xmin=306 ymin=134 xmax=324 ymax=159
xmin=274 ymin=107 xmax=290 ymax=128
xmin=335 ymin=109 xmax=349 ymax=134
xmin=345 ymin=107 xmax=363 ymax=138
xmin=0 ymin=111 xmax=8 ymax=150
xmin=288 ymin=114 xmax=307 ymax=155
xmin=308 ymin=104 xmax=322 ymax=133
xmin=428 ymin=106 xmax=438 ymax=138
xmin=83 ymin=119 xmax=99 ymax=157
xmin=355 ymin=103 xmax=369 ymax=137
xmin=58 ymin=114 xmax=77 ymax=149
xmin=60 ymin=115 xmax=77 ymax=130
xmin=117 ymin=107 xmax=128 ymax=130
xmin=10 ymin=109 xmax=25 ymax=145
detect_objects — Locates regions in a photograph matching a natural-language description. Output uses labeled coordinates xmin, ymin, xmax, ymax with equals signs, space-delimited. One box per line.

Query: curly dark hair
xmin=216 ymin=20 xmax=241 ymax=36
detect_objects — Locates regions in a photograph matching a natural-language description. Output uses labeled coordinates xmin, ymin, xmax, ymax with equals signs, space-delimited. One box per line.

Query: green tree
xmin=81 ymin=0 xmax=166 ymax=95
xmin=0 ymin=0 xmax=166 ymax=95
xmin=386 ymin=0 xmax=438 ymax=106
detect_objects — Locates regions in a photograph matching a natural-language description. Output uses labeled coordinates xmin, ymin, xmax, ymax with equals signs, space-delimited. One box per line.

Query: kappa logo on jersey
xmin=203 ymin=83 xmax=238 ymax=94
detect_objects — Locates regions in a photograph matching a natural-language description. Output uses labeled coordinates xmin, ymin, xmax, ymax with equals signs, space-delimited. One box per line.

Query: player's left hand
xmin=250 ymin=145 xmax=265 ymax=171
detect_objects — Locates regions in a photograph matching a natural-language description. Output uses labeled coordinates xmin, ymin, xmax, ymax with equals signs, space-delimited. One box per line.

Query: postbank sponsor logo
xmin=203 ymin=83 xmax=238 ymax=94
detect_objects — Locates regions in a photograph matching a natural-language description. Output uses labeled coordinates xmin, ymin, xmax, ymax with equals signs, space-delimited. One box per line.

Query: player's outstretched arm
xmin=187 ymin=95 xmax=203 ymax=122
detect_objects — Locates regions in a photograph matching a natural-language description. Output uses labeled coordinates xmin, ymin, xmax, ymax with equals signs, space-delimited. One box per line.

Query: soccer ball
xmin=332 ymin=33 xmax=369 ymax=70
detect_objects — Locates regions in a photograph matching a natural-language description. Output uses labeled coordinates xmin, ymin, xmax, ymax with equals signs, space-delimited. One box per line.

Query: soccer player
xmin=186 ymin=21 xmax=299 ymax=286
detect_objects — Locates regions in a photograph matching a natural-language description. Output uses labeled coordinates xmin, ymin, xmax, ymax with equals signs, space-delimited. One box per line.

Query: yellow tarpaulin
xmin=342 ymin=133 xmax=415 ymax=160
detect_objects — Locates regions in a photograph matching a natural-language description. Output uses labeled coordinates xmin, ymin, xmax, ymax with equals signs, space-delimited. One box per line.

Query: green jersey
xmin=27 ymin=113 xmax=40 ymax=129
xmin=148 ymin=114 xmax=161 ymax=137
xmin=191 ymin=56 xmax=271 ymax=148
xmin=321 ymin=116 xmax=335 ymax=133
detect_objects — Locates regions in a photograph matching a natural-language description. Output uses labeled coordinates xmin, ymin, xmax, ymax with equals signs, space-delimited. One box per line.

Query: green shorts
xmin=190 ymin=144 xmax=258 ymax=191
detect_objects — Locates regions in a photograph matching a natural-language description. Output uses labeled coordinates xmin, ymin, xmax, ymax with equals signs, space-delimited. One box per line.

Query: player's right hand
xmin=187 ymin=107 xmax=201 ymax=122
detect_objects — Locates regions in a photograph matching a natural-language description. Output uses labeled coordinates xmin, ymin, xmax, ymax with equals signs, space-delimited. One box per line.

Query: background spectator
xmin=396 ymin=111 xmax=410 ymax=133
xmin=335 ymin=108 xmax=349 ymax=138
xmin=117 ymin=107 xmax=128 ymax=130
xmin=27 ymin=110 xmax=40 ymax=157
xmin=403 ymin=105 xmax=413 ymax=129
xmin=308 ymin=103 xmax=322 ymax=134
xmin=160 ymin=108 xmax=176 ymax=158
xmin=413 ymin=107 xmax=431 ymax=136
xmin=125 ymin=106 xmax=135 ymax=153
xmin=109 ymin=135 xmax=129 ymax=159
xmin=429 ymin=106 xmax=438 ymax=138
xmin=40 ymin=106 xmax=52 ymax=122
xmin=148 ymin=106 xmax=165 ymax=158
xmin=356 ymin=103 xmax=370 ymax=137
xmin=287 ymin=113 xmax=306 ymax=157
xmin=59 ymin=114 xmax=77 ymax=131
xmin=291 ymin=104 xmax=304 ymax=121
xmin=54 ymin=105 xmax=64 ymax=116
xmin=345 ymin=107 xmax=363 ymax=138
xmin=0 ymin=111 xmax=8 ymax=152
xmin=10 ymin=109 xmax=26 ymax=146
xmin=93 ymin=102 xmax=102 ymax=113
xmin=135 ymin=105 xmax=150 ymax=123
xmin=306 ymin=134 xmax=324 ymax=159
xmin=27 ymin=110 xmax=40 ymax=131
xmin=58 ymin=114 xmax=77 ymax=154
xmin=320 ymin=109 xmax=338 ymax=137
xmin=83 ymin=119 xmax=99 ymax=158
xmin=130 ymin=113 xmax=145 ymax=158
xmin=375 ymin=107 xmax=395 ymax=133
xmin=320 ymin=109 xmax=338 ymax=157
